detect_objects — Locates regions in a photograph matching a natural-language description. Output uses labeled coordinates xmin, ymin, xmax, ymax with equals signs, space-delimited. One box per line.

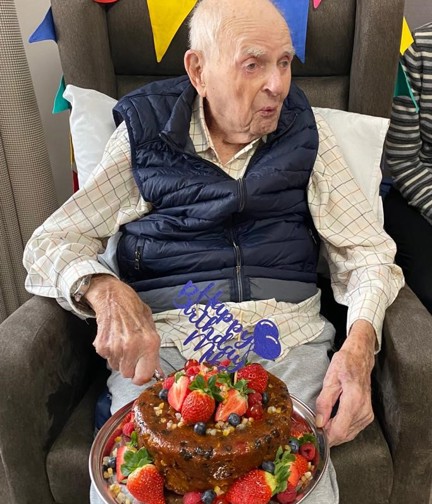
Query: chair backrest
xmin=51 ymin=0 xmax=404 ymax=118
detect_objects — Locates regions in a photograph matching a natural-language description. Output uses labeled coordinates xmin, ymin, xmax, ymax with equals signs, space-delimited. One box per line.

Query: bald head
xmin=184 ymin=0 xmax=294 ymax=146
xmin=188 ymin=0 xmax=293 ymax=61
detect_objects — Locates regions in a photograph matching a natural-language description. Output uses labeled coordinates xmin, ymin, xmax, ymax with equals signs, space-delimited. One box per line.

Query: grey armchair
xmin=1 ymin=1 xmax=431 ymax=504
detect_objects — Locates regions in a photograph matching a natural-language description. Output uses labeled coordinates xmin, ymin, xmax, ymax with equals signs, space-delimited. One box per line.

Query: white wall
xmin=15 ymin=0 xmax=71 ymax=204
xmin=15 ymin=0 xmax=432 ymax=205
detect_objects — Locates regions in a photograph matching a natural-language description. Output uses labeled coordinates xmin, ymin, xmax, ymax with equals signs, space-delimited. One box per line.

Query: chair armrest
xmin=0 ymin=296 xmax=96 ymax=504
xmin=374 ymin=285 xmax=432 ymax=504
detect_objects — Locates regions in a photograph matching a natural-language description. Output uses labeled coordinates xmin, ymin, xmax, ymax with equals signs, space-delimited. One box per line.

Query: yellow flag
xmin=400 ymin=17 xmax=414 ymax=55
xmin=147 ymin=0 xmax=198 ymax=62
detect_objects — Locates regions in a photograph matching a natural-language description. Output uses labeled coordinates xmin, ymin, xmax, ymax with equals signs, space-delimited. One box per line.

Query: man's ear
xmin=184 ymin=49 xmax=206 ymax=97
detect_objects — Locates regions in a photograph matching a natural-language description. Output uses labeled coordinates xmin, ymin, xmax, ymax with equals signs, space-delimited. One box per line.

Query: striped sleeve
xmin=385 ymin=23 xmax=432 ymax=224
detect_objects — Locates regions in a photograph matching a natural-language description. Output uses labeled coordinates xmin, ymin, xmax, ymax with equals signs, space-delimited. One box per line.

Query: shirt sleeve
xmin=308 ymin=113 xmax=405 ymax=349
xmin=23 ymin=122 xmax=152 ymax=317
xmin=385 ymin=39 xmax=432 ymax=225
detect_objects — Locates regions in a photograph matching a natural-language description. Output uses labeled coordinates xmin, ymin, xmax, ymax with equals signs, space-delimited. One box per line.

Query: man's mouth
xmin=259 ymin=106 xmax=278 ymax=116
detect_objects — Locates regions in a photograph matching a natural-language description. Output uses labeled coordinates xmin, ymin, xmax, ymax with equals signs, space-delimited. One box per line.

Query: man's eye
xmin=246 ymin=63 xmax=257 ymax=71
xmin=279 ymin=59 xmax=291 ymax=68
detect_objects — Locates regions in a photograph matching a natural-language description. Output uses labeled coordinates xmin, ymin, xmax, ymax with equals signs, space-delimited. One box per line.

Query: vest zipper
xmin=230 ymin=230 xmax=244 ymax=302
xmin=134 ymin=244 xmax=142 ymax=270
xmin=308 ymin=227 xmax=318 ymax=246
xmin=238 ymin=178 xmax=246 ymax=212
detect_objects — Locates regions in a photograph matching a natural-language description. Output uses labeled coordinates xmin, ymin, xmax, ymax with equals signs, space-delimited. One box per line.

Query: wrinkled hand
xmin=315 ymin=320 xmax=376 ymax=447
xmin=84 ymin=274 xmax=163 ymax=385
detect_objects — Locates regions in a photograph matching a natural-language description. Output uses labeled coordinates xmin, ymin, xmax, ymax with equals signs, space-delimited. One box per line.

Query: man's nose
xmin=264 ymin=68 xmax=284 ymax=96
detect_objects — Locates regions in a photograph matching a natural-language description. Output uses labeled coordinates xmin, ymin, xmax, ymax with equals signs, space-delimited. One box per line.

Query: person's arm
xmin=23 ymin=124 xmax=162 ymax=384
xmin=23 ymin=123 xmax=150 ymax=316
xmin=385 ymin=38 xmax=432 ymax=225
xmin=308 ymin=114 xmax=404 ymax=446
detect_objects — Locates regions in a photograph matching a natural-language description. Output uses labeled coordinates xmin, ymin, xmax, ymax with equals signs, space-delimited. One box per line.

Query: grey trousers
xmin=91 ymin=320 xmax=339 ymax=504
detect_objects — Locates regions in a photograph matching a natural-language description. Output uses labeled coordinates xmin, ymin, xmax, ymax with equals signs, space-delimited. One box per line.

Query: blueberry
xmin=261 ymin=460 xmax=275 ymax=473
xmin=262 ymin=391 xmax=269 ymax=405
xmin=194 ymin=422 xmax=207 ymax=435
xmin=288 ymin=438 xmax=300 ymax=453
xmin=158 ymin=388 xmax=168 ymax=400
xmin=202 ymin=489 xmax=216 ymax=504
xmin=107 ymin=456 xmax=116 ymax=469
xmin=228 ymin=413 xmax=241 ymax=427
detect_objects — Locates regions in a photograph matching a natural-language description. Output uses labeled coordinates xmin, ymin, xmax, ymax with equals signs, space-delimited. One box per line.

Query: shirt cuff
xmin=59 ymin=260 xmax=119 ymax=318
xmin=346 ymin=293 xmax=386 ymax=352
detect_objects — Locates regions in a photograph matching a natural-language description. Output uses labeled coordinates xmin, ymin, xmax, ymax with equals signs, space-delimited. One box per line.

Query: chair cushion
xmin=46 ymin=382 xmax=102 ymax=504
xmin=332 ymin=420 xmax=393 ymax=504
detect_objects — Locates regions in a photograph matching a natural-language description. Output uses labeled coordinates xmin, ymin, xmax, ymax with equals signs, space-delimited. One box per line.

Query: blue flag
xmin=29 ymin=8 xmax=57 ymax=43
xmin=274 ymin=0 xmax=309 ymax=63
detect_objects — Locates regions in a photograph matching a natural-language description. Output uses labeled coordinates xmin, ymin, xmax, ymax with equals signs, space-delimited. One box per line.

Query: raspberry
xmin=183 ymin=491 xmax=202 ymax=504
xmin=299 ymin=441 xmax=316 ymax=461
xmin=121 ymin=421 xmax=135 ymax=438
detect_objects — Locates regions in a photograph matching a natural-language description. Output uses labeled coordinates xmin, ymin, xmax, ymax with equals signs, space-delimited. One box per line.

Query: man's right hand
xmin=84 ymin=274 xmax=162 ymax=385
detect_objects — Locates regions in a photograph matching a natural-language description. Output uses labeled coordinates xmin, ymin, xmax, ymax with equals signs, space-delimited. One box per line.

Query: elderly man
xmin=23 ymin=0 xmax=403 ymax=502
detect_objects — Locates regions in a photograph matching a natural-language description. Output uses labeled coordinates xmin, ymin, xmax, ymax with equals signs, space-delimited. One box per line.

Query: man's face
xmin=201 ymin=13 xmax=293 ymax=144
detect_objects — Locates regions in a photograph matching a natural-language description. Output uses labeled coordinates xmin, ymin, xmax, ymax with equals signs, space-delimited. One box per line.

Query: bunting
xmin=393 ymin=18 xmax=418 ymax=112
xmin=273 ymin=0 xmax=309 ymax=63
xmin=313 ymin=0 xmax=323 ymax=8
xmin=52 ymin=76 xmax=70 ymax=114
xmin=29 ymin=7 xmax=57 ymax=43
xmin=400 ymin=17 xmax=414 ymax=55
xmin=147 ymin=0 xmax=197 ymax=62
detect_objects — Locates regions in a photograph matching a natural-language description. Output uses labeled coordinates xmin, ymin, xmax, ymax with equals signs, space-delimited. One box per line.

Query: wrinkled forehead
xmin=218 ymin=16 xmax=293 ymax=61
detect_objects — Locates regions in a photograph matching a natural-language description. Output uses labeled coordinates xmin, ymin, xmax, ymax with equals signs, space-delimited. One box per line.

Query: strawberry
xmin=183 ymin=491 xmax=202 ymax=504
xmin=289 ymin=415 xmax=311 ymax=439
xmin=181 ymin=374 xmax=222 ymax=424
xmin=287 ymin=463 xmax=300 ymax=487
xmin=237 ymin=363 xmax=268 ymax=393
xmin=293 ymin=454 xmax=309 ymax=477
xmin=226 ymin=469 xmax=276 ymax=504
xmin=185 ymin=365 xmax=201 ymax=378
xmin=181 ymin=389 xmax=215 ymax=424
xmin=115 ymin=445 xmax=129 ymax=483
xmin=168 ymin=373 xmax=190 ymax=411
xmin=121 ymin=447 xmax=165 ymax=504
xmin=184 ymin=359 xmax=200 ymax=371
xmin=127 ymin=464 xmax=165 ymax=504
xmin=215 ymin=380 xmax=251 ymax=422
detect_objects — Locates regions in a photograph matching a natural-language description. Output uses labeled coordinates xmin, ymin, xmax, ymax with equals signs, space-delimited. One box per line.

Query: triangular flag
xmin=394 ymin=61 xmax=419 ymax=112
xmin=313 ymin=0 xmax=323 ymax=8
xmin=29 ymin=8 xmax=57 ymax=43
xmin=93 ymin=0 xmax=119 ymax=3
xmin=52 ymin=76 xmax=70 ymax=114
xmin=400 ymin=17 xmax=414 ymax=55
xmin=147 ymin=0 xmax=197 ymax=63
xmin=273 ymin=0 xmax=309 ymax=63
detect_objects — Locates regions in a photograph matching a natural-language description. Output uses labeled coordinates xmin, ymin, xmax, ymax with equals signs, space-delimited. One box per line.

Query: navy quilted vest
xmin=114 ymin=76 xmax=319 ymax=303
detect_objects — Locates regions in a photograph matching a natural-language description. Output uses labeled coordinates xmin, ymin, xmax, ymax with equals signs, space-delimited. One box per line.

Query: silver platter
xmin=89 ymin=395 xmax=329 ymax=504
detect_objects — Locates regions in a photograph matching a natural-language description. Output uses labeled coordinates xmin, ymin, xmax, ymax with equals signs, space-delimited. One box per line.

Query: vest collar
xmin=160 ymin=79 xmax=311 ymax=152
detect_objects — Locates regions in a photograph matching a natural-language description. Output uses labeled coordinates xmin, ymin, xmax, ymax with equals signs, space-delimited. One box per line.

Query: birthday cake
xmin=132 ymin=360 xmax=292 ymax=495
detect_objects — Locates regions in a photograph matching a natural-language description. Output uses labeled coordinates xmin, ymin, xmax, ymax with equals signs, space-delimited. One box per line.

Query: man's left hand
xmin=315 ymin=320 xmax=376 ymax=447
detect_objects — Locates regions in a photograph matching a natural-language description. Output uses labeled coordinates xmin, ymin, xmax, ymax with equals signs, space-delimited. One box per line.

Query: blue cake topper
xmin=174 ymin=280 xmax=281 ymax=372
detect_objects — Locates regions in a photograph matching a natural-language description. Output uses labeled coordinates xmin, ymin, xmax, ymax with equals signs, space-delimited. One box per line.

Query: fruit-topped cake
xmin=102 ymin=360 xmax=320 ymax=504
xmin=132 ymin=360 xmax=292 ymax=495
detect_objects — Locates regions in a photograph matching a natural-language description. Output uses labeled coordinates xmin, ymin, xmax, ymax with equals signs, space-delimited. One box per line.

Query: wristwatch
xmin=72 ymin=275 xmax=92 ymax=304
